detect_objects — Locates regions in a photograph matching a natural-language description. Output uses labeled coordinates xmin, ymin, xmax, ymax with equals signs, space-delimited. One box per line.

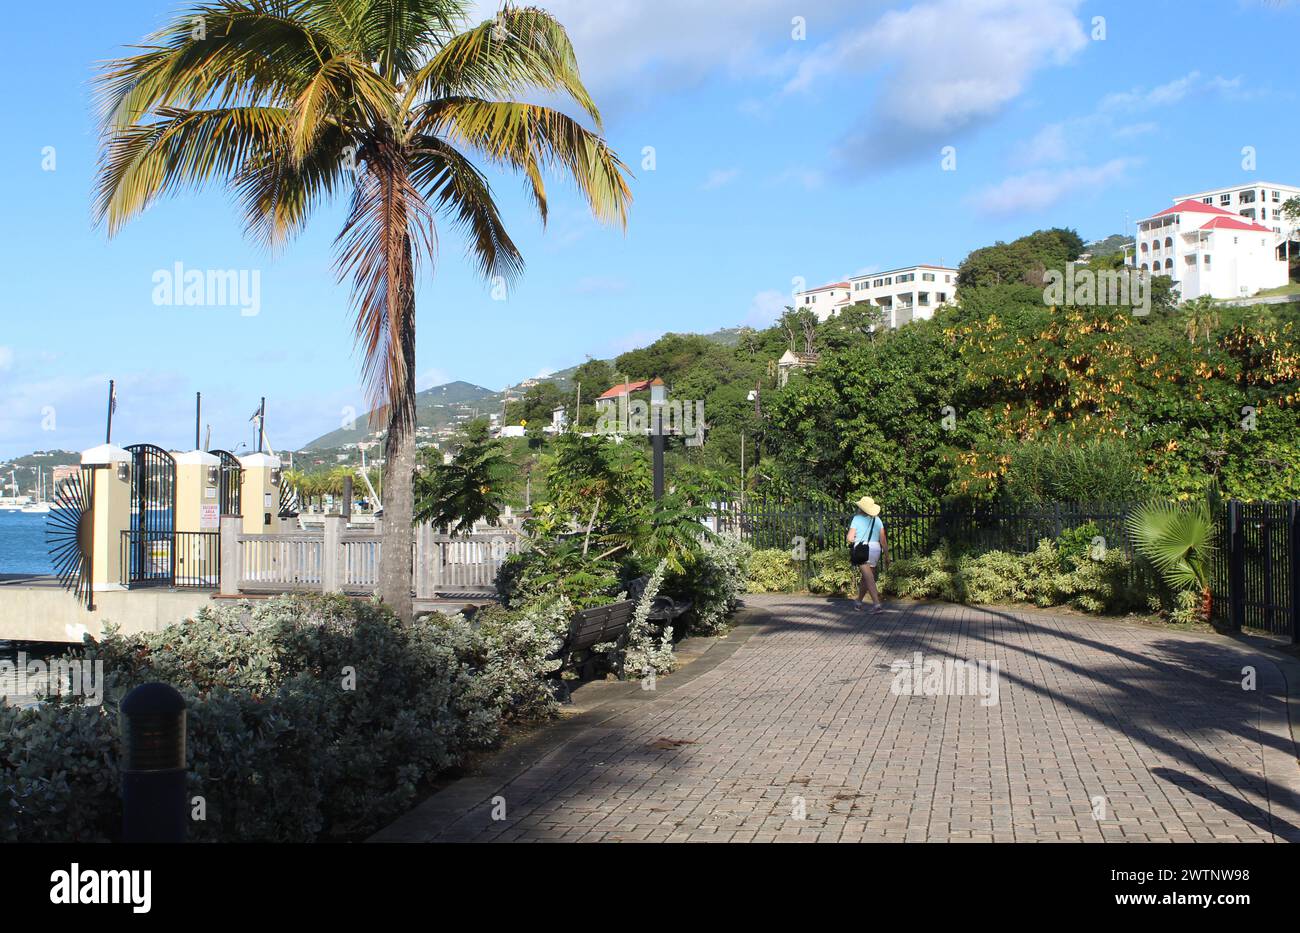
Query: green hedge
xmin=745 ymin=538 xmax=1153 ymax=616
xmin=0 ymin=594 xmax=566 ymax=843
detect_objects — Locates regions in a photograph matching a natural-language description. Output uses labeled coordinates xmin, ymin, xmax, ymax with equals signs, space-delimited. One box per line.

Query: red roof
xmin=597 ymin=379 xmax=652 ymax=400
xmin=806 ymin=281 xmax=850 ymax=292
xmin=1151 ymin=199 xmax=1238 ymax=219
xmin=1200 ymin=216 xmax=1273 ymax=233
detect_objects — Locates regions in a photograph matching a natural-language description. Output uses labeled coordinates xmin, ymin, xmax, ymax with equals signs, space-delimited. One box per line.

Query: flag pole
xmin=105 ymin=380 xmax=115 ymax=444
xmin=195 ymin=392 xmax=201 ymax=450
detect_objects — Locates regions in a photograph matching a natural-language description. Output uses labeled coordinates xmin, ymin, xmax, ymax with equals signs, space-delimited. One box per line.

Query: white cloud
xmin=0 ymin=346 xmax=13 ymax=371
xmin=773 ymin=167 xmax=825 ymax=190
xmin=1100 ymin=71 xmax=1249 ymax=113
xmin=967 ymin=158 xmax=1135 ymax=217
xmin=1016 ymin=122 xmax=1071 ymax=167
xmin=415 ymin=368 xmax=451 ymax=391
xmin=785 ymin=0 xmax=1088 ymax=169
xmin=744 ymin=290 xmax=791 ymax=327
xmin=701 ymin=168 xmax=741 ymax=191
xmin=468 ymin=0 xmax=856 ymax=110
xmin=573 ymin=275 xmax=628 ymax=295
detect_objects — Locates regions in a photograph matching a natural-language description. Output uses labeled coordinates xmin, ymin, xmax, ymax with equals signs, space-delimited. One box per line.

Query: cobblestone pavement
xmin=379 ymin=596 xmax=1300 ymax=842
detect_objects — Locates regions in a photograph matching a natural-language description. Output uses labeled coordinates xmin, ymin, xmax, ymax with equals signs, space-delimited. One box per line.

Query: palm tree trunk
xmin=379 ymin=422 xmax=415 ymax=621
xmin=378 ymin=237 xmax=417 ymax=622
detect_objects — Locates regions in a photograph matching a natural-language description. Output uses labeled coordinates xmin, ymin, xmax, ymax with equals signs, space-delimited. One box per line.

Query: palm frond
xmin=409 ymin=135 xmax=524 ymax=282
xmin=94 ymin=105 xmax=293 ymax=233
xmin=362 ymin=0 xmax=466 ymax=80
xmin=403 ymin=6 xmax=598 ymax=124
xmin=234 ymin=122 xmax=350 ymax=247
xmin=96 ymin=3 xmax=330 ymax=129
xmin=1126 ymin=499 xmax=1214 ymax=592
xmin=414 ymin=99 xmax=631 ymax=228
xmin=334 ymin=140 xmax=438 ymax=433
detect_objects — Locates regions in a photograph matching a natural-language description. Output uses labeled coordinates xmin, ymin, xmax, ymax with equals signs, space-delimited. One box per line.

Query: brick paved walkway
xmin=376 ymin=596 xmax=1300 ymax=842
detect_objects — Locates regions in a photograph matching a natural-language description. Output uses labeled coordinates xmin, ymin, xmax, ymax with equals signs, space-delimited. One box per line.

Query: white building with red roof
xmin=1134 ymin=198 xmax=1288 ymax=300
xmin=1173 ymin=182 xmax=1300 ymax=240
xmin=793 ymin=265 xmax=956 ymax=325
xmin=792 ymin=281 xmax=851 ymax=321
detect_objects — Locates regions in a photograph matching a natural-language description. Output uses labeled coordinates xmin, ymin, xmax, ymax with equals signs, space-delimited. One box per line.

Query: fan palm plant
xmin=1125 ymin=496 xmax=1217 ymax=620
xmin=94 ymin=0 xmax=632 ymax=619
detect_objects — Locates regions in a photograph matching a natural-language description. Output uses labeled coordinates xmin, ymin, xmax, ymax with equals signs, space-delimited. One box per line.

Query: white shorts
xmin=852 ymin=540 xmax=881 ymax=568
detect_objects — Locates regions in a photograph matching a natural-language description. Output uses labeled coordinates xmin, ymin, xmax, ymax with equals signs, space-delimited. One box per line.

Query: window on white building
xmin=1220 ymin=194 xmax=1231 ymax=206
xmin=1204 ymin=255 xmax=1211 ymax=267
xmin=922 ymin=272 xmax=935 ymax=282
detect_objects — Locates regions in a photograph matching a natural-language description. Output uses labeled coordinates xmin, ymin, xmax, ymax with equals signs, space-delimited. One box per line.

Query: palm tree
xmin=94 ymin=0 xmax=632 ymax=619
xmin=1125 ymin=496 xmax=1216 ymax=621
xmin=1181 ymin=296 xmax=1219 ymax=346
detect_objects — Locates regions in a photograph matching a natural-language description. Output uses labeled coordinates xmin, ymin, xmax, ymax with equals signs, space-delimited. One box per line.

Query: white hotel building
xmin=795 ymin=264 xmax=957 ymax=327
xmin=1133 ymin=196 xmax=1290 ymax=301
xmin=1174 ymin=182 xmax=1300 ymax=240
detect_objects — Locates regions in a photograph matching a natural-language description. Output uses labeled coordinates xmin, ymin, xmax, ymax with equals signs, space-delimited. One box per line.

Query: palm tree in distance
xmin=94 ymin=0 xmax=632 ymax=619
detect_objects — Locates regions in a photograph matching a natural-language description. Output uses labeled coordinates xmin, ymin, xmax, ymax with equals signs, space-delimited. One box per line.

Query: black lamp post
xmin=650 ymin=378 xmax=666 ymax=501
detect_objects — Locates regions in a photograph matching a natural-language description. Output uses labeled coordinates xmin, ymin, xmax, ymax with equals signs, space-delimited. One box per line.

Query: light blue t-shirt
xmin=850 ymin=513 xmax=882 ymax=544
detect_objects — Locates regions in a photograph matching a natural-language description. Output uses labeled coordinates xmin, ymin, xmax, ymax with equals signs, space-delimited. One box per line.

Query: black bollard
xmin=120 ymin=682 xmax=187 ymax=843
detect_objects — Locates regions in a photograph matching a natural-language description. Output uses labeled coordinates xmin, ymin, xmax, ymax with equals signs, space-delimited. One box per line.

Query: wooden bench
xmin=550 ymin=600 xmax=636 ymax=699
xmin=625 ymin=575 xmax=693 ymax=629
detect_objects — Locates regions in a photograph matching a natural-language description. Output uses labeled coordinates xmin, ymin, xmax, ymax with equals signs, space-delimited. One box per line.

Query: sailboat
xmin=22 ymin=468 xmax=51 ymax=513
xmin=0 ymin=469 xmax=25 ymax=510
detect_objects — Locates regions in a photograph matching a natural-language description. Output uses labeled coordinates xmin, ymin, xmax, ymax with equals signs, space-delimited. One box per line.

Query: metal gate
xmin=125 ymin=443 xmax=177 ymax=585
xmin=1222 ymin=500 xmax=1299 ymax=639
xmin=210 ymin=449 xmax=243 ymax=516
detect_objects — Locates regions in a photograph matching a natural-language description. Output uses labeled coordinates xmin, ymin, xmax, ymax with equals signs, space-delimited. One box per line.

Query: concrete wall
xmin=0 ymin=586 xmax=216 ymax=643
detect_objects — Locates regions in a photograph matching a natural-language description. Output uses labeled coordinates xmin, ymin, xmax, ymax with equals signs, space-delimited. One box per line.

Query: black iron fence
xmin=720 ymin=498 xmax=1300 ymax=642
xmin=120 ymin=530 xmax=221 ymax=589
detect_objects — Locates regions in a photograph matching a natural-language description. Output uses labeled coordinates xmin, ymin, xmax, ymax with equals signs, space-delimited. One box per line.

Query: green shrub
xmin=807 ymin=548 xmax=857 ymax=596
xmin=1 ymin=594 xmax=566 ymax=843
xmin=880 ymin=540 xmax=1149 ymax=615
xmin=0 ymin=701 xmax=119 ymax=843
xmin=676 ymin=533 xmax=751 ymax=634
xmin=1055 ymin=522 xmax=1102 ymax=571
xmin=747 ymin=548 xmax=801 ymax=593
xmin=883 ymin=542 xmax=963 ymax=601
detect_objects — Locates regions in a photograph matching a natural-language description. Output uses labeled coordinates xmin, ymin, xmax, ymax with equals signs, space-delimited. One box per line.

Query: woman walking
xmin=847 ymin=495 xmax=888 ymax=614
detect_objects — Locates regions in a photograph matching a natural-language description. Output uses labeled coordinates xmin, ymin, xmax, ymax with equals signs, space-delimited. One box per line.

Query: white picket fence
xmin=221 ymin=516 xmax=521 ymax=598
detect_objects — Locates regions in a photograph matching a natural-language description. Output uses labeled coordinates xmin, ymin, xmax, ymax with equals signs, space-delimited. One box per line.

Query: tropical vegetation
xmin=94 ymin=0 xmax=632 ymax=619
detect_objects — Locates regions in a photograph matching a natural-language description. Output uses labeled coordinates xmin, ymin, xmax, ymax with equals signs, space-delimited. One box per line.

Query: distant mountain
xmin=302 ymin=381 xmax=500 ymax=449
xmin=298 ymin=326 xmax=749 ymax=450
xmin=0 ymin=449 xmax=80 ymax=497
xmin=1084 ymin=234 xmax=1133 ymax=259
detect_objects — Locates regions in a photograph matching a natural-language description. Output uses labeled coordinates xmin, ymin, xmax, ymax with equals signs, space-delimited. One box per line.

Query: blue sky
xmin=1 ymin=0 xmax=1296 ymax=458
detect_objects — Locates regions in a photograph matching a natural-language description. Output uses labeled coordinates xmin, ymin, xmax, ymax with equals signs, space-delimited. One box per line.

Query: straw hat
xmin=854 ymin=495 xmax=881 ymax=517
